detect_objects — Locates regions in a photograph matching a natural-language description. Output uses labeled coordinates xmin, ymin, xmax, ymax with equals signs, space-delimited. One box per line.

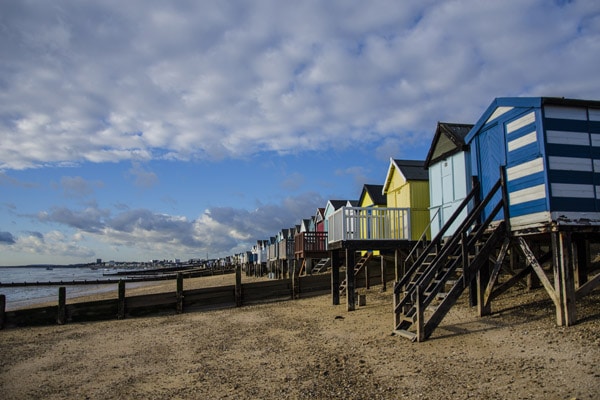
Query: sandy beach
xmin=1 ymin=273 xmax=599 ymax=399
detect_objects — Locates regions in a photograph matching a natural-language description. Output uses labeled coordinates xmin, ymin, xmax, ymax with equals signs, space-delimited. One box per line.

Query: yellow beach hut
xmin=382 ymin=159 xmax=430 ymax=241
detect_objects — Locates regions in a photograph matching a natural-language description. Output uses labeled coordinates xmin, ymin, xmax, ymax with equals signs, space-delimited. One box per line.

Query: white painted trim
xmin=544 ymin=105 xmax=587 ymax=120
xmin=486 ymin=106 xmax=514 ymax=124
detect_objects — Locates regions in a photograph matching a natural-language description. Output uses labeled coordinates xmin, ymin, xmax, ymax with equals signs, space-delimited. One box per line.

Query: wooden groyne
xmin=0 ymin=267 xmax=234 ymax=287
xmin=0 ymin=268 xmax=332 ymax=329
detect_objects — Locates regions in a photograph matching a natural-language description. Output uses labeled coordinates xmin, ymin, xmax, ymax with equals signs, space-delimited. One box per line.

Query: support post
xmin=365 ymin=255 xmax=370 ymax=290
xmin=331 ymin=251 xmax=340 ymax=305
xmin=57 ymin=286 xmax=66 ymax=325
xmin=557 ymin=232 xmax=577 ymax=326
xmin=0 ymin=294 xmax=5 ymax=330
xmin=176 ymin=272 xmax=184 ymax=314
xmin=346 ymin=249 xmax=356 ymax=312
xmin=415 ymin=285 xmax=424 ymax=342
xmin=380 ymin=255 xmax=386 ymax=292
xmin=235 ymin=264 xmax=242 ymax=307
xmin=292 ymin=260 xmax=299 ymax=299
xmin=477 ymin=259 xmax=492 ymax=316
xmin=394 ymin=249 xmax=400 ymax=282
xmin=118 ymin=280 xmax=126 ymax=319
xmin=574 ymin=235 xmax=589 ymax=288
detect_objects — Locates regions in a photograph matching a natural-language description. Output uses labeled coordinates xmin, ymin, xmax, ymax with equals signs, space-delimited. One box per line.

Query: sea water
xmin=0 ymin=266 xmax=137 ymax=311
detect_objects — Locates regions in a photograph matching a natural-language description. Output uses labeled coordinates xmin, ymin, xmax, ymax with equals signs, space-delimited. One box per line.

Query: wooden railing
xmin=327 ymin=207 xmax=411 ymax=244
xmin=294 ymin=231 xmax=328 ymax=256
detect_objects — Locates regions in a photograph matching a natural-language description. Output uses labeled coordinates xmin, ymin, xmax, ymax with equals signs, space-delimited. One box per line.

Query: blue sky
xmin=1 ymin=0 xmax=599 ymax=265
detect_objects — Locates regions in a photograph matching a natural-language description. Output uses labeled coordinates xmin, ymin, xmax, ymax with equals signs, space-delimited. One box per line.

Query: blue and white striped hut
xmin=465 ymin=96 xmax=600 ymax=232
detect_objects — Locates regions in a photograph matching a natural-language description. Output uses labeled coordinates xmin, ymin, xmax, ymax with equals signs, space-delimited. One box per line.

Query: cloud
xmin=1 ymin=1 xmax=598 ymax=170
xmin=57 ymin=176 xmax=104 ymax=197
xmin=10 ymin=231 xmax=95 ymax=259
xmin=0 ymin=231 xmax=16 ymax=244
xmin=31 ymin=191 xmax=326 ymax=257
xmin=127 ymin=162 xmax=159 ymax=188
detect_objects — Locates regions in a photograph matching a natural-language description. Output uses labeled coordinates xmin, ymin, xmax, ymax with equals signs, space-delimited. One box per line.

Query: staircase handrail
xmin=395 ymin=178 xmax=500 ymax=293
xmin=405 ymin=207 xmax=440 ymax=263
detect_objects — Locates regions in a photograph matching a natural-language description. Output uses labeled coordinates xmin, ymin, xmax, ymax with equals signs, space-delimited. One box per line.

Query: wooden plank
xmin=57 ymin=287 xmax=66 ymax=325
xmin=517 ymin=237 xmax=559 ymax=308
xmin=483 ymin=238 xmax=511 ymax=308
xmin=0 ymin=294 xmax=5 ymax=329
xmin=67 ymin=300 xmax=119 ymax=322
xmin=346 ymin=249 xmax=356 ymax=312
xmin=118 ymin=280 xmax=126 ymax=319
xmin=576 ymin=271 xmax=600 ymax=300
xmin=558 ymin=232 xmax=577 ymax=326
xmin=331 ymin=250 xmax=340 ymax=305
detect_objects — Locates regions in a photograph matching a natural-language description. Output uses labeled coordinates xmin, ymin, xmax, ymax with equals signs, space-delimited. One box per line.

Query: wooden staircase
xmin=393 ymin=177 xmax=508 ymax=341
xmin=339 ymin=253 xmax=373 ymax=295
xmin=312 ymin=258 xmax=331 ymax=273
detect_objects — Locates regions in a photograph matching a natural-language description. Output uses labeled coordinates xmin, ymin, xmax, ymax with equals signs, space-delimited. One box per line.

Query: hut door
xmin=478 ymin=124 xmax=506 ymax=221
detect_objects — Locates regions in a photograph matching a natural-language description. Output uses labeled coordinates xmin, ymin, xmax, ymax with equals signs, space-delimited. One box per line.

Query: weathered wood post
xmin=57 ymin=286 xmax=66 ymax=325
xmin=346 ymin=248 xmax=356 ymax=312
xmin=365 ymin=256 xmax=370 ymax=290
xmin=0 ymin=294 xmax=5 ymax=330
xmin=117 ymin=280 xmax=126 ymax=319
xmin=380 ymin=255 xmax=386 ymax=292
xmin=291 ymin=260 xmax=299 ymax=300
xmin=331 ymin=250 xmax=340 ymax=305
xmin=176 ymin=272 xmax=184 ymax=314
xmin=235 ymin=264 xmax=242 ymax=307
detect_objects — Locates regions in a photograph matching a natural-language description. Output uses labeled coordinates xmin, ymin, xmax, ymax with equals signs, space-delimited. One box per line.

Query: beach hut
xmin=394 ymin=96 xmax=600 ymax=341
xmin=424 ymin=122 xmax=473 ymax=237
xmin=314 ymin=208 xmax=325 ymax=232
xmin=357 ymin=184 xmax=387 ymax=255
xmin=382 ymin=159 xmax=430 ymax=241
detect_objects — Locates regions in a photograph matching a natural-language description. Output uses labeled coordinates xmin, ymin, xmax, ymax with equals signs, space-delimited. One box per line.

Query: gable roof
xmin=383 ymin=159 xmax=427 ymax=194
xmin=424 ymin=122 xmax=473 ymax=168
xmin=359 ymin=184 xmax=386 ymax=206
xmin=465 ymin=96 xmax=600 ymax=144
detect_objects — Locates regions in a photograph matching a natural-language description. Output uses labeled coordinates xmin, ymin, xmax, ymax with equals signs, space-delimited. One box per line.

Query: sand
xmin=1 ymin=273 xmax=599 ymax=399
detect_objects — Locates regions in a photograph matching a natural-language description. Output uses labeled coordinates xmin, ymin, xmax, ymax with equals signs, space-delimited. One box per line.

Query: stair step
xmin=400 ymin=314 xmax=416 ymax=324
xmin=393 ymin=329 xmax=417 ymax=342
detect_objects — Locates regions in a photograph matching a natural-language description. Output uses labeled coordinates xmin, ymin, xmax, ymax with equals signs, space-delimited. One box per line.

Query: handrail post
xmin=500 ymin=166 xmax=511 ymax=232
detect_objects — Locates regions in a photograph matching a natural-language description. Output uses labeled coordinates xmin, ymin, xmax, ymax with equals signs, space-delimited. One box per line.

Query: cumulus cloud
xmin=11 ymin=230 xmax=95 ymax=260
xmin=31 ymin=192 xmax=326 ymax=257
xmin=1 ymin=0 xmax=598 ymax=170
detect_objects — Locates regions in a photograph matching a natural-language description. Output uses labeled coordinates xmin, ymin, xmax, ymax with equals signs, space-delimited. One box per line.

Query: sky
xmin=1 ymin=0 xmax=599 ymax=266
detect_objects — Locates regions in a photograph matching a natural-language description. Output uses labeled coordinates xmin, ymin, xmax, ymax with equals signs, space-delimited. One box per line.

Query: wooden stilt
xmin=415 ymin=285 xmax=424 ymax=342
xmin=331 ymin=251 xmax=340 ymax=306
xmin=380 ymin=256 xmax=386 ymax=292
xmin=346 ymin=249 xmax=356 ymax=312
xmin=477 ymin=259 xmax=492 ymax=316
xmin=574 ymin=235 xmax=589 ymax=288
xmin=558 ymin=232 xmax=577 ymax=326
xmin=394 ymin=249 xmax=400 ymax=282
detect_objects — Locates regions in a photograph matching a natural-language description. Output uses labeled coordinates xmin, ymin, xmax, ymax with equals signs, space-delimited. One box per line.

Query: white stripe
xmin=510 ymin=211 xmax=550 ymax=229
xmin=551 ymin=183 xmax=595 ymax=198
xmin=591 ymin=134 xmax=600 ymax=147
xmin=596 ymin=186 xmax=600 ymax=199
xmin=548 ymin=156 xmax=592 ymax=172
xmin=486 ymin=106 xmax=513 ymax=124
xmin=510 ymin=184 xmax=546 ymax=205
xmin=507 ymin=157 xmax=544 ymax=181
xmin=508 ymin=131 xmax=537 ymax=152
xmin=506 ymin=112 xmax=535 ymax=134
xmin=589 ymin=108 xmax=600 ymax=121
xmin=544 ymin=105 xmax=587 ymax=120
xmin=546 ymin=130 xmax=590 ymax=146
xmin=593 ymin=160 xmax=600 ymax=173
